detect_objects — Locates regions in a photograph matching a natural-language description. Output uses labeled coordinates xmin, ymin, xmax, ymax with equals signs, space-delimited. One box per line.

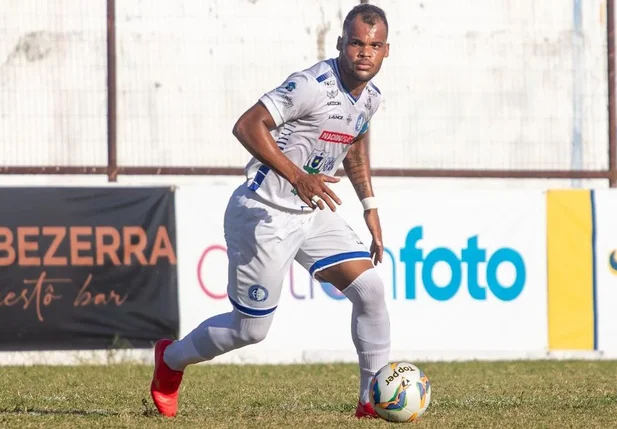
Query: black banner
xmin=0 ymin=187 xmax=179 ymax=351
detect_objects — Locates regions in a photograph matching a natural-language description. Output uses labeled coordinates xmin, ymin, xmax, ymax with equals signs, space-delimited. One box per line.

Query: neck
xmin=336 ymin=57 xmax=368 ymax=99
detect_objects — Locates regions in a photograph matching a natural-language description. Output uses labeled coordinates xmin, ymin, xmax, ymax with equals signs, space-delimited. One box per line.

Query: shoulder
xmin=301 ymin=59 xmax=340 ymax=92
xmin=368 ymin=81 xmax=382 ymax=96
xmin=367 ymin=81 xmax=382 ymax=105
xmin=365 ymin=80 xmax=383 ymax=117
xmin=279 ymin=66 xmax=322 ymax=95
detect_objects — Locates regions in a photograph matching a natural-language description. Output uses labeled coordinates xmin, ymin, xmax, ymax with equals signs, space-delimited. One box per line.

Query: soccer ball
xmin=369 ymin=361 xmax=431 ymax=423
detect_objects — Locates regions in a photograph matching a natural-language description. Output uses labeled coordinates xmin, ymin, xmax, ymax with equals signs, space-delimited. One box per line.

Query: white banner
xmin=176 ymin=177 xmax=548 ymax=363
xmin=592 ymin=190 xmax=617 ymax=355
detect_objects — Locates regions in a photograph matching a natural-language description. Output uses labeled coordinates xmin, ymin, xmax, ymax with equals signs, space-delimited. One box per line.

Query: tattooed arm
xmin=343 ymin=133 xmax=374 ymax=201
xmin=343 ymin=133 xmax=383 ymax=265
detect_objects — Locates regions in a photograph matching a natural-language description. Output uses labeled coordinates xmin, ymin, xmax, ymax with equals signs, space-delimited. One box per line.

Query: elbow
xmin=232 ymin=118 xmax=245 ymax=140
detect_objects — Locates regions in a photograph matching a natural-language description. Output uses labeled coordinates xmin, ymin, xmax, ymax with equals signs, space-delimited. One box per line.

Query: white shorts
xmin=223 ymin=185 xmax=371 ymax=317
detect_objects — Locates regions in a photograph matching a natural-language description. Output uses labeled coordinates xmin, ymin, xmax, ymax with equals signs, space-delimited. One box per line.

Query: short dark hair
xmin=343 ymin=4 xmax=388 ymax=37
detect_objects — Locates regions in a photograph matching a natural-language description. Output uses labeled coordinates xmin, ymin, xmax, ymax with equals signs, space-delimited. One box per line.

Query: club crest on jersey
xmin=304 ymin=149 xmax=328 ymax=174
xmin=355 ymin=113 xmax=366 ymax=132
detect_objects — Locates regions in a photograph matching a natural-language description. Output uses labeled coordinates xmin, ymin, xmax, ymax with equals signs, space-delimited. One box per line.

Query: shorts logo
xmin=248 ymin=285 xmax=269 ymax=302
xmin=319 ymin=131 xmax=354 ymax=144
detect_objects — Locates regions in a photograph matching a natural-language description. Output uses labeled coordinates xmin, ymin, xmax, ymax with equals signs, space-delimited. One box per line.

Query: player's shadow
xmin=0 ymin=406 xmax=120 ymax=417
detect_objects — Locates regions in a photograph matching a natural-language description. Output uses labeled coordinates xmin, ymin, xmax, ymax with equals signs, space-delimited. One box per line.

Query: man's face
xmin=337 ymin=15 xmax=389 ymax=83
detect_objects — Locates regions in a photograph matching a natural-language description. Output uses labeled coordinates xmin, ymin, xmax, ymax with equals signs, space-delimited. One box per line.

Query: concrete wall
xmin=0 ymin=0 xmax=610 ymax=173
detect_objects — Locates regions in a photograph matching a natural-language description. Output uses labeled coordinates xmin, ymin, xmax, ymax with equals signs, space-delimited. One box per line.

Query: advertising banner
xmin=592 ymin=190 xmax=617 ymax=355
xmin=176 ymin=178 xmax=547 ymax=363
xmin=0 ymin=187 xmax=179 ymax=350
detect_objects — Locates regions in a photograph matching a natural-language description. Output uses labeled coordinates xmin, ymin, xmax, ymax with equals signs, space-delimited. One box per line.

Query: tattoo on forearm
xmin=344 ymin=143 xmax=372 ymax=199
xmin=353 ymin=181 xmax=371 ymax=199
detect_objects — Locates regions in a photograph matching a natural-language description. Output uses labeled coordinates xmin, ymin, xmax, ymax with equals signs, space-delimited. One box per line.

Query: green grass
xmin=0 ymin=361 xmax=616 ymax=428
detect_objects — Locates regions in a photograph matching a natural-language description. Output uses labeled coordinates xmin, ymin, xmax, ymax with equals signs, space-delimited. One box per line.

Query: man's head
xmin=337 ymin=4 xmax=389 ymax=83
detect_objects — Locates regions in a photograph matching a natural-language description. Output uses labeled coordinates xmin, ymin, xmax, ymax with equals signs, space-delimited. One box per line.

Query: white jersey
xmin=244 ymin=58 xmax=382 ymax=211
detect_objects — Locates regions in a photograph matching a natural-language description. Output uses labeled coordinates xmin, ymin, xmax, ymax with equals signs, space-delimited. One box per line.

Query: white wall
xmin=115 ymin=0 xmax=357 ymax=167
xmin=369 ymin=0 xmax=608 ymax=170
xmin=0 ymin=0 xmax=108 ymax=166
xmin=0 ymin=0 xmax=611 ymax=174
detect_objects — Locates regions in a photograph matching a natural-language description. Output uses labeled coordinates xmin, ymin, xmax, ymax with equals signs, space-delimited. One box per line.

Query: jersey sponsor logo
xmin=323 ymin=156 xmax=336 ymax=172
xmin=329 ymin=114 xmax=344 ymax=120
xmin=275 ymin=81 xmax=296 ymax=96
xmin=325 ymin=80 xmax=337 ymax=87
xmin=281 ymin=94 xmax=293 ymax=108
xmin=316 ymin=70 xmax=334 ymax=82
xmin=326 ymin=101 xmax=341 ymax=106
xmin=327 ymin=89 xmax=339 ymax=99
xmin=319 ymin=130 xmax=354 ymax=144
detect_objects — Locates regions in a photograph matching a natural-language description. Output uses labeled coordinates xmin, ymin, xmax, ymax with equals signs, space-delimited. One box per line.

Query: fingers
xmin=371 ymin=241 xmax=384 ymax=265
xmin=322 ymin=175 xmax=341 ymax=183
xmin=315 ymin=191 xmax=337 ymax=211
xmin=300 ymin=194 xmax=314 ymax=208
xmin=296 ymin=174 xmax=342 ymax=211
xmin=376 ymin=244 xmax=384 ymax=264
xmin=321 ymin=185 xmax=342 ymax=206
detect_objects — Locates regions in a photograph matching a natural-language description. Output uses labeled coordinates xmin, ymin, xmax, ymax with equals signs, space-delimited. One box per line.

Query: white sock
xmin=163 ymin=310 xmax=274 ymax=371
xmin=342 ymin=268 xmax=391 ymax=404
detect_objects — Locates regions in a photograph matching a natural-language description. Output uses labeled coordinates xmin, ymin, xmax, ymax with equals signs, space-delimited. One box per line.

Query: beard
xmin=339 ymin=57 xmax=380 ymax=83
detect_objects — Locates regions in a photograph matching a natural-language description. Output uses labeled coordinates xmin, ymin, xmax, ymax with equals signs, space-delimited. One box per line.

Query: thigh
xmin=295 ymin=208 xmax=371 ymax=280
xmin=224 ymin=187 xmax=304 ymax=317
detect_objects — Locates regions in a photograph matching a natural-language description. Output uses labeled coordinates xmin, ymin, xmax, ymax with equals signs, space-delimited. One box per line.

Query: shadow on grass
xmin=0 ymin=406 xmax=120 ymax=417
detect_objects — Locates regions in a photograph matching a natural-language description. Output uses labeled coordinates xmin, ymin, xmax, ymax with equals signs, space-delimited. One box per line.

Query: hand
xmin=364 ymin=209 xmax=383 ymax=265
xmin=293 ymin=173 xmax=342 ymax=211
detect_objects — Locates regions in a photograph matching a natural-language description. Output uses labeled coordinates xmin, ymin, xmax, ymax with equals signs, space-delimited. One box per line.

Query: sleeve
xmin=259 ymin=72 xmax=320 ymax=127
xmin=358 ymin=90 xmax=382 ymax=136
xmin=358 ymin=121 xmax=370 ymax=136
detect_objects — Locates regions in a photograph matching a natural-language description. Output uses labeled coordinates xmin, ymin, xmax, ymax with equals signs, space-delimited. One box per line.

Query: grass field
xmin=0 ymin=360 xmax=616 ymax=428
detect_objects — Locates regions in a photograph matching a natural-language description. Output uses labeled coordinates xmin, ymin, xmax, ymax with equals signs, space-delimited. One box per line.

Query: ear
xmin=384 ymin=42 xmax=390 ymax=58
xmin=336 ymin=36 xmax=343 ymax=52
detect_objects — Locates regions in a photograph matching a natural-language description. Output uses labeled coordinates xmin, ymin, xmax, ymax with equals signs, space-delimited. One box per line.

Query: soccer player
xmin=151 ymin=4 xmax=391 ymax=419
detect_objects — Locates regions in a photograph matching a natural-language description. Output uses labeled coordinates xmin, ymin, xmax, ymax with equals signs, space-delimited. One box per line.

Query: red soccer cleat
xmin=355 ymin=400 xmax=379 ymax=419
xmin=150 ymin=339 xmax=184 ymax=417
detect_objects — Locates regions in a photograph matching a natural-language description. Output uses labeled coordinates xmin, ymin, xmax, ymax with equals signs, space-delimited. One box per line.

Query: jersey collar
xmin=329 ymin=58 xmax=362 ymax=105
